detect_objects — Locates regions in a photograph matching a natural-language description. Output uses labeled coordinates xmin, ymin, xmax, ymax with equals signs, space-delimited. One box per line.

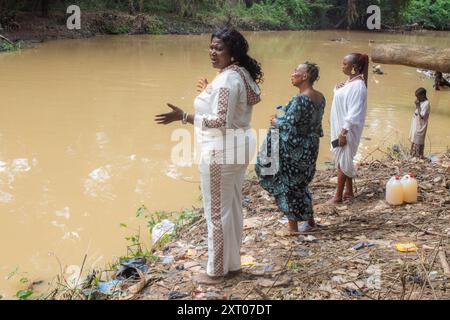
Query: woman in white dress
xmin=329 ymin=53 xmax=369 ymax=204
xmin=155 ymin=28 xmax=262 ymax=284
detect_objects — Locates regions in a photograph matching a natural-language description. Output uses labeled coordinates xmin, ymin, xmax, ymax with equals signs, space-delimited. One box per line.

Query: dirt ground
xmin=92 ymin=149 xmax=450 ymax=301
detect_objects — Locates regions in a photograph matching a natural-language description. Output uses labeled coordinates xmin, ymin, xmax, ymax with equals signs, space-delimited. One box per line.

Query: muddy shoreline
xmin=0 ymin=11 xmax=435 ymax=50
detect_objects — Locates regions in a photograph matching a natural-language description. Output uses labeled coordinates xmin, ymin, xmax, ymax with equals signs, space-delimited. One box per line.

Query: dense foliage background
xmin=0 ymin=0 xmax=448 ymax=30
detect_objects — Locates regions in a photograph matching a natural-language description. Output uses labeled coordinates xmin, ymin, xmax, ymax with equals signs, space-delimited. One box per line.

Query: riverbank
xmin=0 ymin=9 xmax=438 ymax=52
xmin=47 ymin=148 xmax=450 ymax=300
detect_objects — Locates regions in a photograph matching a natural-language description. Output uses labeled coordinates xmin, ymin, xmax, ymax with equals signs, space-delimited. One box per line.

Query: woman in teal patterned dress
xmin=256 ymin=63 xmax=325 ymax=233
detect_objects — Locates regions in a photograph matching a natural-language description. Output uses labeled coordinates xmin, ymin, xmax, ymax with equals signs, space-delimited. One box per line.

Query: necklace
xmin=336 ymin=74 xmax=364 ymax=89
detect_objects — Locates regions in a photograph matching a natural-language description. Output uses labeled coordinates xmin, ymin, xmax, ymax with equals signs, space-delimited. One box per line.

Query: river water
xmin=1 ymin=30 xmax=449 ymax=298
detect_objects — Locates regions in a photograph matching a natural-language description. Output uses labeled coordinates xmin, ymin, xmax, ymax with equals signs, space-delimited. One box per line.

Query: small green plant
xmin=147 ymin=210 xmax=170 ymax=231
xmin=287 ymin=261 xmax=303 ymax=271
xmin=19 ymin=277 xmax=29 ymax=284
xmin=175 ymin=208 xmax=197 ymax=227
xmin=123 ymin=227 xmax=150 ymax=258
xmin=119 ymin=206 xmax=199 ymax=260
xmin=0 ymin=40 xmax=22 ymax=52
xmin=6 ymin=267 xmax=35 ymax=300
xmin=16 ymin=289 xmax=33 ymax=300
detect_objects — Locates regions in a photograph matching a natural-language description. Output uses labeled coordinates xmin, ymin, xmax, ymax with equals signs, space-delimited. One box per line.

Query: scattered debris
xmin=53 ymin=150 xmax=450 ymax=300
xmin=152 ymin=220 xmax=175 ymax=244
xmin=116 ymin=257 xmax=149 ymax=280
xmin=97 ymin=280 xmax=122 ymax=295
xmin=372 ymin=65 xmax=384 ymax=75
xmin=168 ymin=291 xmax=189 ymax=300
xmin=395 ymin=243 xmax=418 ymax=252
xmin=352 ymin=242 xmax=376 ymax=250
xmin=342 ymin=287 xmax=363 ymax=298
xmin=257 ymin=276 xmax=292 ymax=288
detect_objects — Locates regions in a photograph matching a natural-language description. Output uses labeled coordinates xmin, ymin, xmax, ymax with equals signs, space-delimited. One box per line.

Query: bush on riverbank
xmin=402 ymin=0 xmax=450 ymax=30
xmin=0 ymin=0 xmax=448 ymax=33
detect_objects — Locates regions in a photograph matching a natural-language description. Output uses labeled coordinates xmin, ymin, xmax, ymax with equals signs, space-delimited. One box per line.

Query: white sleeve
xmin=419 ymin=101 xmax=430 ymax=119
xmin=343 ymin=81 xmax=367 ymax=131
xmin=194 ymin=73 xmax=240 ymax=130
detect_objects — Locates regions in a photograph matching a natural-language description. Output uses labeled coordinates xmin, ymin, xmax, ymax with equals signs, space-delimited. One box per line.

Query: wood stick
xmin=0 ymin=34 xmax=14 ymax=45
xmin=408 ymin=222 xmax=449 ymax=238
xmin=266 ymin=247 xmax=294 ymax=296
xmin=438 ymin=248 xmax=450 ymax=277
xmin=418 ymin=239 xmax=441 ymax=300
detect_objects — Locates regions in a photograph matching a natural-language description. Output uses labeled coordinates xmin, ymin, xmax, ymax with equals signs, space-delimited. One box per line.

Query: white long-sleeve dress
xmin=330 ymin=79 xmax=367 ymax=178
xmin=193 ymin=64 xmax=260 ymax=277
xmin=409 ymin=100 xmax=430 ymax=145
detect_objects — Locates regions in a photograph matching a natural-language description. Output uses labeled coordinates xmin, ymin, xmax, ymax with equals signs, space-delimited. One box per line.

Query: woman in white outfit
xmin=329 ymin=53 xmax=368 ymax=204
xmin=155 ymin=28 xmax=262 ymax=284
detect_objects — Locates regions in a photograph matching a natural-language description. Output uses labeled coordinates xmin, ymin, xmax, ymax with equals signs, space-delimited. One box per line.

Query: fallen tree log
xmin=0 ymin=34 xmax=14 ymax=45
xmin=371 ymin=44 xmax=450 ymax=73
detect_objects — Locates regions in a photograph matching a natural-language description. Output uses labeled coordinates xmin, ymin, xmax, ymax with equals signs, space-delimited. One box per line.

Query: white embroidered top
xmin=193 ymin=65 xmax=261 ymax=157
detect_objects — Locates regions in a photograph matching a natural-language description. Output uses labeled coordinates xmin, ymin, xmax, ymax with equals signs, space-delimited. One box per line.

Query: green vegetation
xmin=402 ymin=0 xmax=450 ymax=30
xmin=5 ymin=267 xmax=36 ymax=300
xmin=108 ymin=23 xmax=132 ymax=34
xmin=0 ymin=0 xmax=448 ymax=31
xmin=16 ymin=289 xmax=33 ymax=300
xmin=0 ymin=39 xmax=22 ymax=52
xmin=118 ymin=205 xmax=199 ymax=261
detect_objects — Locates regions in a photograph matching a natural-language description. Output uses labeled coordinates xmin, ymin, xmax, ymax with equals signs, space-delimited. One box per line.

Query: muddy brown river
xmin=1 ymin=30 xmax=449 ymax=298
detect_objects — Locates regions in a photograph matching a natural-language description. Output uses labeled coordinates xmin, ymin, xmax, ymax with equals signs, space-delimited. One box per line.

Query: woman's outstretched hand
xmin=196 ymin=78 xmax=209 ymax=93
xmin=155 ymin=103 xmax=183 ymax=125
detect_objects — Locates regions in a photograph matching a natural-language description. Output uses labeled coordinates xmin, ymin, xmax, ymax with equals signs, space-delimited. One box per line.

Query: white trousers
xmin=199 ymin=160 xmax=248 ymax=277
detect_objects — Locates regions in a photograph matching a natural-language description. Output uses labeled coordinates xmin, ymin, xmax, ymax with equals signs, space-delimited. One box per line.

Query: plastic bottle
xmin=386 ymin=176 xmax=404 ymax=205
xmin=151 ymin=219 xmax=175 ymax=244
xmin=401 ymin=172 xmax=418 ymax=203
xmin=276 ymin=105 xmax=285 ymax=120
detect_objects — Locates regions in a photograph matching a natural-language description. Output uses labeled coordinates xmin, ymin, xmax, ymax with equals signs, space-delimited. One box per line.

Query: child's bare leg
xmin=344 ymin=177 xmax=354 ymax=199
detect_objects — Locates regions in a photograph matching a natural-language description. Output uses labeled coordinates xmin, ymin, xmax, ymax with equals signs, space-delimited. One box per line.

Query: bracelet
xmin=182 ymin=112 xmax=188 ymax=124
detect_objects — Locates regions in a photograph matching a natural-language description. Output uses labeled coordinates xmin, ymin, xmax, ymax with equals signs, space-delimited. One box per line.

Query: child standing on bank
xmin=409 ymin=87 xmax=430 ymax=158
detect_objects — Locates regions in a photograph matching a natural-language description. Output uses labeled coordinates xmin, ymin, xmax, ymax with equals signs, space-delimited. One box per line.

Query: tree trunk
xmin=346 ymin=0 xmax=358 ymax=29
xmin=371 ymin=44 xmax=450 ymax=73
xmin=41 ymin=0 xmax=49 ymax=17
xmin=128 ymin=0 xmax=135 ymax=15
xmin=244 ymin=0 xmax=254 ymax=8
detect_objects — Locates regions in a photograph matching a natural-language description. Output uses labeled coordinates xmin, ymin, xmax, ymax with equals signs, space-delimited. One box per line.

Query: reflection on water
xmin=1 ymin=31 xmax=449 ymax=297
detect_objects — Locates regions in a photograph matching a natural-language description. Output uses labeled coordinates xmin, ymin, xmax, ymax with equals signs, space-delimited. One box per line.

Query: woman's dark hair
xmin=349 ymin=53 xmax=369 ymax=87
xmin=212 ymin=27 xmax=263 ymax=84
xmin=304 ymin=62 xmax=320 ymax=85
xmin=415 ymin=87 xmax=427 ymax=96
